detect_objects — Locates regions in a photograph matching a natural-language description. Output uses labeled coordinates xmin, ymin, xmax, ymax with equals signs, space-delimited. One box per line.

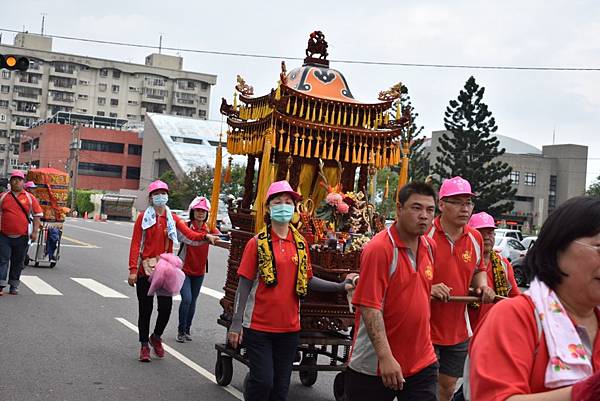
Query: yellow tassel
xmin=286 ymin=98 xmax=291 ymax=114
xmin=376 ymin=141 xmax=382 ymax=168
xmin=322 ymin=133 xmax=328 ymax=159
xmin=362 ymin=142 xmax=368 ymax=164
xmin=299 ymin=100 xmax=304 ymax=118
xmin=362 ymin=110 xmax=367 ymax=127
xmin=350 ymin=109 xmax=354 ymax=126
xmin=318 ymin=103 xmax=323 ymax=122
xmin=300 ymin=132 xmax=306 ymax=157
xmin=293 ymin=98 xmax=298 ymax=116
xmin=233 ymin=92 xmax=238 ymax=108
xmin=368 ymin=109 xmax=372 ymax=128
xmin=324 ymin=104 xmax=329 ymax=124
xmin=312 ymin=102 xmax=317 ymax=122
xmin=385 ymin=112 xmax=390 ymax=125
xmin=352 ymin=139 xmax=357 ymax=163
xmin=224 ymin=157 xmax=232 ymax=183
xmin=284 ymin=130 xmax=291 ymax=153
xmin=208 ymin=139 xmax=224 ymax=230
xmin=336 ymin=106 xmax=341 ymax=125
xmin=314 ymin=132 xmax=320 ymax=158
xmin=293 ymin=131 xmax=299 ymax=155
xmin=357 ymin=139 xmax=363 ymax=164
xmin=278 ymin=129 xmax=284 ymax=152
xmin=384 ymin=176 xmax=389 ymax=199
xmin=328 ymin=134 xmax=335 ymax=159
xmin=307 ymin=132 xmax=313 ymax=157
xmin=275 ymin=81 xmax=281 ymax=101
xmin=343 ymin=107 xmax=347 ymax=126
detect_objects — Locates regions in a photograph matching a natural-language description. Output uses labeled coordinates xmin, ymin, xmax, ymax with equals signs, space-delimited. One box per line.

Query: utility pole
xmin=68 ymin=124 xmax=80 ymax=211
xmin=4 ymin=108 xmax=13 ymax=177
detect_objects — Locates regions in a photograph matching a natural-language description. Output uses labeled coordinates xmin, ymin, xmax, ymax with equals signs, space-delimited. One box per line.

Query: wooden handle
xmin=215 ymin=240 xmax=231 ymax=250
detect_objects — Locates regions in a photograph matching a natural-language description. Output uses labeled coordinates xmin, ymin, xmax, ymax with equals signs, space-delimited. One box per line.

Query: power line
xmin=1 ymin=28 xmax=600 ymax=72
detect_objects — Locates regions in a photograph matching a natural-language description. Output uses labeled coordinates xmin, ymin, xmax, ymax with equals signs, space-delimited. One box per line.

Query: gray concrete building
xmin=0 ymin=32 xmax=217 ymax=176
xmin=427 ymin=130 xmax=587 ymax=230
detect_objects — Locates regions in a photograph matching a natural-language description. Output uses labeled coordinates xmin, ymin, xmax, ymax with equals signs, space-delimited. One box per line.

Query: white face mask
xmin=152 ymin=193 xmax=168 ymax=206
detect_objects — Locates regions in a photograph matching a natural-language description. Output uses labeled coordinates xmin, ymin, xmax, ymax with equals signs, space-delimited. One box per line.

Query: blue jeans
xmin=0 ymin=234 xmax=28 ymax=290
xmin=178 ymin=275 xmax=204 ymax=334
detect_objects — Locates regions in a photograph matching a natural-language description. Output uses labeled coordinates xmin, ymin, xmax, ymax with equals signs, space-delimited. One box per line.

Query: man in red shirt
xmin=427 ymin=176 xmax=495 ymax=401
xmin=346 ymin=182 xmax=439 ymax=401
xmin=0 ymin=170 xmax=43 ymax=295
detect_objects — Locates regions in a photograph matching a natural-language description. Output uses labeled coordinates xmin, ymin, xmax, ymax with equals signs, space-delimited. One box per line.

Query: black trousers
xmin=136 ymin=276 xmax=172 ymax=343
xmin=0 ymin=234 xmax=28 ymax=290
xmin=243 ymin=328 xmax=300 ymax=401
xmin=345 ymin=363 xmax=439 ymax=401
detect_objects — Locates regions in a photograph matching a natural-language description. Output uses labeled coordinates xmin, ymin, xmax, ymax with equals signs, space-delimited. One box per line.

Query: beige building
xmin=0 ymin=32 xmax=217 ymax=176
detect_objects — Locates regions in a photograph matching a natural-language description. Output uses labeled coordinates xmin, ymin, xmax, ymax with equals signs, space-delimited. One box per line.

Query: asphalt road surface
xmin=0 ymin=218 xmax=341 ymax=401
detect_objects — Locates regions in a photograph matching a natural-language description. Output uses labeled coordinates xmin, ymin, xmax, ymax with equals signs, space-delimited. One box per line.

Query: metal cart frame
xmin=214 ymin=319 xmax=350 ymax=401
xmin=25 ymin=221 xmax=62 ymax=268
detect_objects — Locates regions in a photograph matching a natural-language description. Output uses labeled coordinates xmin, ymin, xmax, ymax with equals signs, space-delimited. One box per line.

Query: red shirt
xmin=128 ymin=212 xmax=207 ymax=275
xmin=349 ymin=226 xmax=438 ymax=377
xmin=237 ymin=229 xmax=313 ymax=333
xmin=181 ymin=221 xmax=220 ymax=276
xmin=428 ymin=217 xmax=485 ymax=345
xmin=469 ymin=295 xmax=600 ymax=400
xmin=0 ymin=191 xmax=43 ymax=236
xmin=468 ymin=253 xmax=521 ymax=329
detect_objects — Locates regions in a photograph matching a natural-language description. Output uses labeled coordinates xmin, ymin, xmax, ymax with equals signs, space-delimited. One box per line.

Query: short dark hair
xmin=397 ymin=181 xmax=438 ymax=206
xmin=525 ymin=196 xmax=600 ymax=290
xmin=189 ymin=209 xmax=208 ymax=223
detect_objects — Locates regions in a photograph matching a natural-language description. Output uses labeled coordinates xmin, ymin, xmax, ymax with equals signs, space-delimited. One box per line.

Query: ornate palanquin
xmin=219 ymin=32 xmax=406 ymax=332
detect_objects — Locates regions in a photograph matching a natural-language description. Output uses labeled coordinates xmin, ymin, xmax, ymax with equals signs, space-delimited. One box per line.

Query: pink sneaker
xmin=139 ymin=345 xmax=151 ymax=362
xmin=149 ymin=334 xmax=165 ymax=358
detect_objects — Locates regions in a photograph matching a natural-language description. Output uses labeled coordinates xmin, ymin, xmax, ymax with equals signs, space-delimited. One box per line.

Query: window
xmin=97 ymin=97 xmax=106 ymax=106
xmin=2 ymin=71 xmax=10 ymax=79
xmin=99 ymin=83 xmax=107 ymax=92
xmin=78 ymin=80 xmax=89 ymax=86
xmin=199 ymin=96 xmax=207 ymax=104
xmin=78 ymin=94 xmax=88 ymax=100
xmin=0 ymin=100 xmax=8 ymax=109
xmin=126 ymin=166 xmax=140 ymax=179
xmin=78 ymin=162 xmax=122 ymax=178
xmin=198 ymin=109 xmax=207 ymax=118
xmin=549 ymin=175 xmax=557 ymax=211
xmin=508 ymin=239 xmax=526 ymax=251
xmin=200 ymin=82 xmax=208 ymax=90
xmin=96 ymin=111 xmax=105 ymax=116
xmin=509 ymin=171 xmax=520 ymax=185
xmin=128 ymin=100 xmax=138 ymax=106
xmin=112 ymin=85 xmax=120 ymax=93
xmin=1 ymin=85 xmax=9 ymax=94
xmin=99 ymin=69 xmax=109 ymax=77
xmin=53 ymin=62 xmax=75 ymax=74
xmin=110 ymin=99 xmax=119 ymax=106
xmin=129 ymin=86 xmax=137 ymax=92
xmin=524 ymin=173 xmax=536 ymax=186
xmin=113 ymin=70 xmax=121 ymax=79
xmin=128 ymin=144 xmax=142 ymax=155
xmin=109 ymin=112 xmax=118 ymax=118
xmin=80 ymin=139 xmax=124 ymax=153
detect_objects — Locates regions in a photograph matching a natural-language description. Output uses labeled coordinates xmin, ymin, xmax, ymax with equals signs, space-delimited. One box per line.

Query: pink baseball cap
xmin=10 ymin=170 xmax=25 ymax=180
xmin=469 ymin=212 xmax=496 ymax=230
xmin=24 ymin=181 xmax=37 ymax=189
xmin=265 ymin=180 xmax=301 ymax=202
xmin=147 ymin=180 xmax=169 ymax=194
xmin=439 ymin=176 xmax=475 ymax=199
xmin=189 ymin=196 xmax=210 ymax=212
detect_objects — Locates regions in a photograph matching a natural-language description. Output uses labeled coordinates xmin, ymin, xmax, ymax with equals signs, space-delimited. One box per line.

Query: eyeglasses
xmin=574 ymin=240 xmax=600 ymax=254
xmin=443 ymin=199 xmax=475 ymax=208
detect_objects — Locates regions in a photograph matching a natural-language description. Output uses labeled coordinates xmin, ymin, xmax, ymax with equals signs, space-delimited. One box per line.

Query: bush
xmin=74 ymin=190 xmax=95 ymax=215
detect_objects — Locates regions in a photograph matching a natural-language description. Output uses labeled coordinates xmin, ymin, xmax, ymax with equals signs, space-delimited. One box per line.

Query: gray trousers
xmin=0 ymin=234 xmax=29 ymax=290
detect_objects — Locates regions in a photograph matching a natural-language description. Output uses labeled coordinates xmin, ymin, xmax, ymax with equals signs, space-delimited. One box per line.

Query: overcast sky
xmin=2 ymin=0 xmax=599 ymax=186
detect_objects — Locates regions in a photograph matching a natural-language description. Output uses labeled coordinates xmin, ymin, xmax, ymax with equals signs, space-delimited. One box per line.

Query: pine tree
xmin=587 ymin=176 xmax=600 ymax=197
xmin=433 ymin=76 xmax=516 ymax=216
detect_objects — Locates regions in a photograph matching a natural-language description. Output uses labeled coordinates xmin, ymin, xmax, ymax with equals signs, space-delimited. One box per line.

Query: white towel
xmin=527 ymin=278 xmax=594 ymax=388
xmin=141 ymin=206 xmax=179 ymax=245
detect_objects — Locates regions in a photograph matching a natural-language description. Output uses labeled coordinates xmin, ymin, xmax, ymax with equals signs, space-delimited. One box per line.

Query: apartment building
xmin=0 ymin=32 xmax=217 ymax=176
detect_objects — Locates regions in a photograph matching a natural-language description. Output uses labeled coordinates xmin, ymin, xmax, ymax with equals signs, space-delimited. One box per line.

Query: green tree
xmin=587 ymin=176 xmax=600 ymax=196
xmin=375 ymin=167 xmax=398 ymax=219
xmin=433 ymin=76 xmax=516 ymax=216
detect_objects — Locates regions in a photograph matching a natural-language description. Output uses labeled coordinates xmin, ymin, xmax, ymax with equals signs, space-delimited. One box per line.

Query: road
xmin=0 ymin=218 xmax=340 ymax=401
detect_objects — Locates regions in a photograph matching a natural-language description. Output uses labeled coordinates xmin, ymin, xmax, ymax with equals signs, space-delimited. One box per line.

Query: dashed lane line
xmin=20 ymin=275 xmax=63 ymax=295
xmin=71 ymin=278 xmax=129 ymax=298
xmin=115 ymin=317 xmax=244 ymax=401
xmin=61 ymin=235 xmax=99 ymax=248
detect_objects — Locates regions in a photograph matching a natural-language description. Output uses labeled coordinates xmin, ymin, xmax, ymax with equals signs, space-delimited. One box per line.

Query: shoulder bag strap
xmin=10 ymin=192 xmax=32 ymax=223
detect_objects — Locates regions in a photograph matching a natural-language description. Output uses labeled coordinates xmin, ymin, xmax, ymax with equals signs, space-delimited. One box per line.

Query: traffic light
xmin=0 ymin=55 xmax=29 ymax=71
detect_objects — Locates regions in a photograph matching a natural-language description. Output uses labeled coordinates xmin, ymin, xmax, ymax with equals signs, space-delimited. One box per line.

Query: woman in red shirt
xmin=468 ymin=196 xmax=600 ymax=401
xmin=128 ymin=180 xmax=212 ymax=362
xmin=227 ymin=180 xmax=356 ymax=401
xmin=176 ymin=196 xmax=220 ymax=343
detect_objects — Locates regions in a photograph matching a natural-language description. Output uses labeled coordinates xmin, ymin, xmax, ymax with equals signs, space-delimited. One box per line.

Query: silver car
xmin=494 ymin=237 xmax=527 ymax=262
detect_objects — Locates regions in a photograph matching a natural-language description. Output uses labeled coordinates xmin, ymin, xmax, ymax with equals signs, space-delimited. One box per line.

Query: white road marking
xmin=63 ymin=223 xmax=132 ymax=240
xmin=115 ymin=317 xmax=244 ymax=400
xmin=71 ymin=278 xmax=129 ymax=298
xmin=20 ymin=275 xmax=63 ymax=295
xmin=201 ymin=286 xmax=224 ymax=299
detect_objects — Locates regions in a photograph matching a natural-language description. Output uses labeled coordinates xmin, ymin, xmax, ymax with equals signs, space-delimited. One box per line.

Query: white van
xmin=495 ymin=228 xmax=523 ymax=242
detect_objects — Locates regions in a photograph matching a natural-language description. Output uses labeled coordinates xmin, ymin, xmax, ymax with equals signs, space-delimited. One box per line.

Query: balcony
xmin=49 ymin=81 xmax=76 ymax=92
xmin=17 ymin=77 xmax=42 ymax=88
xmin=174 ymin=96 xmax=197 ymax=107
xmin=142 ymin=93 xmax=167 ymax=104
xmin=13 ymin=107 xmax=40 ymax=118
xmin=50 ymin=66 xmax=77 ymax=77
xmin=48 ymin=96 xmax=75 ymax=107
xmin=14 ymin=92 xmax=41 ymax=102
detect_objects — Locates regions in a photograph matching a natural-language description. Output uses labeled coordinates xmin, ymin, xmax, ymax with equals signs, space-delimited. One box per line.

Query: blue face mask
xmin=152 ymin=193 xmax=169 ymax=207
xmin=270 ymin=204 xmax=294 ymax=223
